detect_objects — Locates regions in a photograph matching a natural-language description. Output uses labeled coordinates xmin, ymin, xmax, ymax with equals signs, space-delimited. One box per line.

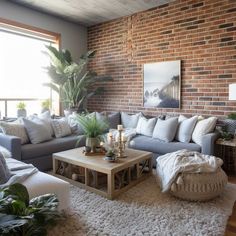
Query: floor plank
xmin=225 ymin=175 xmax=236 ymax=236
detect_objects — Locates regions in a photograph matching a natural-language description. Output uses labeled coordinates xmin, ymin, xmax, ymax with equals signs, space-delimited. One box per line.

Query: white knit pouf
xmin=170 ymin=168 xmax=228 ymax=201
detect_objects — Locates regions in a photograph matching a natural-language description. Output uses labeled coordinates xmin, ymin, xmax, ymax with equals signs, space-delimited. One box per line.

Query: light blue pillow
xmin=152 ymin=117 xmax=178 ymax=142
xmin=0 ymin=152 xmax=11 ymax=185
xmin=23 ymin=118 xmax=52 ymax=144
xmin=121 ymin=112 xmax=141 ymax=129
xmin=176 ymin=116 xmax=198 ymax=143
xmin=136 ymin=116 xmax=157 ymax=137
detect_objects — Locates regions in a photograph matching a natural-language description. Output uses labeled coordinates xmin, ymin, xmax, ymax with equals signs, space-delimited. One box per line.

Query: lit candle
xmin=117 ymin=125 xmax=123 ymax=131
xmin=121 ymin=134 xmax=127 ymax=142
xmin=100 ymin=141 xmax=104 ymax=147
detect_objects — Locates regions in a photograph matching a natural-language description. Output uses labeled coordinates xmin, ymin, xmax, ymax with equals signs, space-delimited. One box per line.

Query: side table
xmin=216 ymin=138 xmax=236 ymax=175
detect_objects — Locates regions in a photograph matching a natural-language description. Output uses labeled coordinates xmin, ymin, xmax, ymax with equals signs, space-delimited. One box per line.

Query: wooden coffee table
xmin=53 ymin=148 xmax=152 ymax=199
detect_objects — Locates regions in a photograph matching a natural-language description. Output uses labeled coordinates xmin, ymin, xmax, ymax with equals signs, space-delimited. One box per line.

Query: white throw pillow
xmin=152 ymin=117 xmax=178 ymax=142
xmin=23 ymin=118 xmax=52 ymax=144
xmin=28 ymin=113 xmax=54 ymax=137
xmin=51 ymin=118 xmax=72 ymax=138
xmin=0 ymin=121 xmax=29 ymax=144
xmin=192 ymin=117 xmax=217 ymax=145
xmin=136 ymin=116 xmax=157 ymax=137
xmin=176 ymin=115 xmax=198 ymax=143
xmin=121 ymin=112 xmax=141 ymax=129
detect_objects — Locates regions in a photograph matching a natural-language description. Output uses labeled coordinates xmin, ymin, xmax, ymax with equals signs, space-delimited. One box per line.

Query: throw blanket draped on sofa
xmin=0 ymin=158 xmax=38 ymax=188
xmin=156 ymin=149 xmax=223 ymax=192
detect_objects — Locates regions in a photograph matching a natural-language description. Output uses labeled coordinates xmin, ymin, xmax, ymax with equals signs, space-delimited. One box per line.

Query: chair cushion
xmin=21 ymin=135 xmax=85 ymax=160
xmin=129 ymin=135 xmax=201 ymax=155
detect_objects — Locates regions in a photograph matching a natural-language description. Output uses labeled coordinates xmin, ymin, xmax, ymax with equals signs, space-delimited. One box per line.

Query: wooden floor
xmin=225 ymin=175 xmax=236 ymax=236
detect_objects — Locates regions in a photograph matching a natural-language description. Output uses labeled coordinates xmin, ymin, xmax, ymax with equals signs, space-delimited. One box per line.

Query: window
xmin=0 ymin=18 xmax=61 ymax=118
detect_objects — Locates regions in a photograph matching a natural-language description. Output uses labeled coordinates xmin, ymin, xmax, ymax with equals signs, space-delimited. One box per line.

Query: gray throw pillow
xmin=95 ymin=112 xmax=109 ymax=132
xmin=136 ymin=116 xmax=157 ymax=137
xmin=176 ymin=115 xmax=198 ymax=143
xmin=107 ymin=112 xmax=121 ymax=129
xmin=121 ymin=112 xmax=141 ymax=129
xmin=152 ymin=117 xmax=178 ymax=142
xmin=23 ymin=118 xmax=52 ymax=144
xmin=0 ymin=152 xmax=11 ymax=185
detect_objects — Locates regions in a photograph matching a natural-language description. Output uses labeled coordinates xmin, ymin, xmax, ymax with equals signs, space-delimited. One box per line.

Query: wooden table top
xmin=53 ymin=148 xmax=152 ymax=174
xmin=216 ymin=138 xmax=236 ymax=147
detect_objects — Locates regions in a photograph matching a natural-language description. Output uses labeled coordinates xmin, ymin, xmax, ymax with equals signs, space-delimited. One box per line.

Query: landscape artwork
xmin=143 ymin=60 xmax=181 ymax=108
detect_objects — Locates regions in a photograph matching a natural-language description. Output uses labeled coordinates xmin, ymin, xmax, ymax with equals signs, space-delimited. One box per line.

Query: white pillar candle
xmin=117 ymin=125 xmax=123 ymax=131
xmin=121 ymin=134 xmax=127 ymax=142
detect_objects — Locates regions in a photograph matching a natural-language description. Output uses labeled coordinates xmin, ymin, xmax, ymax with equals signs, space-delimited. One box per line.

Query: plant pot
xmin=86 ymin=137 xmax=99 ymax=152
xmin=17 ymin=109 xmax=27 ymax=118
xmin=223 ymin=119 xmax=236 ymax=134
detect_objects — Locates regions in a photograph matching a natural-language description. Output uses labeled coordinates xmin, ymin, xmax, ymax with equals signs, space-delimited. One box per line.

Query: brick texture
xmin=87 ymin=0 xmax=236 ymax=117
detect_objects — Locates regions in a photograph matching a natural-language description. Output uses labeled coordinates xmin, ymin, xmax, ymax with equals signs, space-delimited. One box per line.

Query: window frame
xmin=0 ymin=18 xmax=61 ymax=118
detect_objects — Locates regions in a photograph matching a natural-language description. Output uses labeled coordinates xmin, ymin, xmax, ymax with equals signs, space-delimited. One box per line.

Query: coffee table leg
xmin=107 ymin=173 xmax=114 ymax=200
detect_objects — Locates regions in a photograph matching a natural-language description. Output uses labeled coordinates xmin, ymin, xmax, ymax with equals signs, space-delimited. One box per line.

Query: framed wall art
xmin=143 ymin=60 xmax=181 ymax=109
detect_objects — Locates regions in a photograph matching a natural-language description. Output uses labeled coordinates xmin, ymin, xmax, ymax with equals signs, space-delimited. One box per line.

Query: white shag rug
xmin=49 ymin=174 xmax=236 ymax=236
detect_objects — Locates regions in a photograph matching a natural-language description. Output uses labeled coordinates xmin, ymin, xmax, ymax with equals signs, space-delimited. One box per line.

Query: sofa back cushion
xmin=136 ymin=116 xmax=157 ymax=137
xmin=107 ymin=112 xmax=121 ymax=129
xmin=0 ymin=151 xmax=11 ymax=185
xmin=0 ymin=121 xmax=29 ymax=144
xmin=152 ymin=117 xmax=178 ymax=142
xmin=23 ymin=118 xmax=52 ymax=144
xmin=176 ymin=115 xmax=198 ymax=143
xmin=51 ymin=118 xmax=72 ymax=138
xmin=27 ymin=113 xmax=54 ymax=137
xmin=192 ymin=117 xmax=217 ymax=145
xmin=121 ymin=112 xmax=141 ymax=129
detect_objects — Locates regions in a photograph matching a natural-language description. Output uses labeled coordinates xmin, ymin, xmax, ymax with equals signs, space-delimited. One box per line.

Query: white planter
xmin=17 ymin=109 xmax=27 ymax=118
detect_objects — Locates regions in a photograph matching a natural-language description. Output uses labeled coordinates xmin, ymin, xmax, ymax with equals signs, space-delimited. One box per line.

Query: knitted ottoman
xmin=170 ymin=168 xmax=228 ymax=201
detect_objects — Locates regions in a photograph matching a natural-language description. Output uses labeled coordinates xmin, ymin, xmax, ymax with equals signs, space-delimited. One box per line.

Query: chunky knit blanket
xmin=156 ymin=149 xmax=223 ymax=192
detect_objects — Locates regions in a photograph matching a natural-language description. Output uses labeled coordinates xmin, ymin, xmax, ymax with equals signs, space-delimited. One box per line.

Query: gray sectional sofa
xmin=0 ymin=134 xmax=85 ymax=171
xmin=0 ymin=112 xmax=219 ymax=171
xmin=129 ymin=132 xmax=218 ymax=167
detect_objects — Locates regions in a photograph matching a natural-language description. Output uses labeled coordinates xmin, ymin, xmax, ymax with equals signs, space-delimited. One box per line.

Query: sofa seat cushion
xmin=21 ymin=135 xmax=85 ymax=160
xmin=129 ymin=135 xmax=201 ymax=155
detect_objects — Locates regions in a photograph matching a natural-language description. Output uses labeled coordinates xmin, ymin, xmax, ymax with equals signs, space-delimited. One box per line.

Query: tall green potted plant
xmin=44 ymin=46 xmax=112 ymax=112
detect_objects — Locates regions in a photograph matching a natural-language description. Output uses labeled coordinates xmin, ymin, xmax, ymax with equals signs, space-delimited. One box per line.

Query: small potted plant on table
xmin=104 ymin=148 xmax=117 ymax=162
xmin=75 ymin=114 xmax=108 ymax=153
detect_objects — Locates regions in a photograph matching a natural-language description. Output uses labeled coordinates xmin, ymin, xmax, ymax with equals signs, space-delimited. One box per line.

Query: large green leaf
xmin=3 ymin=184 xmax=29 ymax=206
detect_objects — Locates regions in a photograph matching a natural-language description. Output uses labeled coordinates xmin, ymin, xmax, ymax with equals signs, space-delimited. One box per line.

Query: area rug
xmin=49 ymin=174 xmax=236 ymax=236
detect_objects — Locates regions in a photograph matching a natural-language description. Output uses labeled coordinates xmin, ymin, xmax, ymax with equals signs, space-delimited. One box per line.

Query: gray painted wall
xmin=0 ymin=0 xmax=87 ymax=60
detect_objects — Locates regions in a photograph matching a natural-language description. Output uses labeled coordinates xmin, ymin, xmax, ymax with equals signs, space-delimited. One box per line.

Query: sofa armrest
xmin=0 ymin=134 xmax=22 ymax=160
xmin=201 ymin=132 xmax=220 ymax=155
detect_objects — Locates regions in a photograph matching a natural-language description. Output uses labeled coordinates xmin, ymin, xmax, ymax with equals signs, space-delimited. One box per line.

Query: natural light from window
xmin=0 ymin=29 xmax=59 ymax=118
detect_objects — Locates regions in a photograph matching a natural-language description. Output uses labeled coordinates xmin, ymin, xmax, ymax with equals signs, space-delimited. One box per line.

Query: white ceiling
xmin=10 ymin=0 xmax=174 ymax=26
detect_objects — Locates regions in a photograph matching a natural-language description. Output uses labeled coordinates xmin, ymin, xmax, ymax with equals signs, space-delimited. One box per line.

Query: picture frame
xmin=143 ymin=60 xmax=181 ymax=109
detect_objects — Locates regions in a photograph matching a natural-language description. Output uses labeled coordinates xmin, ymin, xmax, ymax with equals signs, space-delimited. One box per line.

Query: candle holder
xmin=117 ymin=129 xmax=127 ymax=158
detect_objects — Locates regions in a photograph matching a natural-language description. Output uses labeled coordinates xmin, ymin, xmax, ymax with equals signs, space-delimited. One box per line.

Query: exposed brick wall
xmin=87 ymin=0 xmax=236 ymax=117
